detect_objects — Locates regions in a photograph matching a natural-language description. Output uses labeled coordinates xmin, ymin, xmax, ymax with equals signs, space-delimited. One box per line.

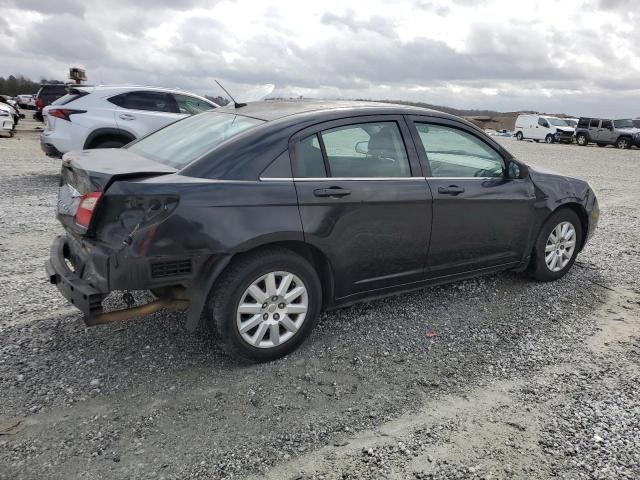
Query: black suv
xmin=47 ymin=101 xmax=599 ymax=361
xmin=575 ymin=117 xmax=640 ymax=149
xmin=35 ymin=83 xmax=68 ymax=121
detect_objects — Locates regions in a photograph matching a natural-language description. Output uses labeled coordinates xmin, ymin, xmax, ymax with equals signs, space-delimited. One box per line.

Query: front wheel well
xmin=229 ymin=241 xmax=335 ymax=309
xmin=554 ymin=203 xmax=589 ymax=251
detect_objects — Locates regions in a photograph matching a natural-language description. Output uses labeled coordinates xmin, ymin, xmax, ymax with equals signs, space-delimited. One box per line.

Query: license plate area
xmin=58 ymin=183 xmax=82 ymax=217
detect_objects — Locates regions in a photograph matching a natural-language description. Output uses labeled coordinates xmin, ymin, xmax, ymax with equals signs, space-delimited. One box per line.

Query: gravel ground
xmin=0 ymin=121 xmax=638 ymax=480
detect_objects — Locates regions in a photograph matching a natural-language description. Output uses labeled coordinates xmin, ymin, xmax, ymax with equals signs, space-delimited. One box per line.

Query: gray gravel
xmin=0 ymin=123 xmax=638 ymax=480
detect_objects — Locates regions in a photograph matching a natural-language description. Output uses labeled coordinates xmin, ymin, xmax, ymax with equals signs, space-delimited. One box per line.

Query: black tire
xmin=616 ymin=137 xmax=631 ymax=149
xmin=545 ymin=134 xmax=555 ymax=144
xmin=90 ymin=137 xmax=128 ymax=149
xmin=576 ymin=133 xmax=588 ymax=146
xmin=529 ymin=208 xmax=582 ymax=282
xmin=515 ymin=131 xmax=523 ymax=141
xmin=597 ymin=143 xmax=606 ymax=147
xmin=206 ymin=247 xmax=322 ymax=362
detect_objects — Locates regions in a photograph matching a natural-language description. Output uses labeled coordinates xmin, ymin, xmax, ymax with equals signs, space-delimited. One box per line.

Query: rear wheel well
xmin=87 ymin=132 xmax=134 ymax=149
xmin=229 ymin=241 xmax=335 ymax=308
xmin=554 ymin=203 xmax=589 ymax=251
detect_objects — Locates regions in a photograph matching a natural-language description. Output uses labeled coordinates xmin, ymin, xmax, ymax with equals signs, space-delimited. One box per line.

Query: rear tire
xmin=515 ymin=131 xmax=523 ymax=141
xmin=616 ymin=137 xmax=631 ymax=149
xmin=206 ymin=248 xmax=322 ymax=362
xmin=529 ymin=209 xmax=582 ymax=282
xmin=576 ymin=133 xmax=588 ymax=146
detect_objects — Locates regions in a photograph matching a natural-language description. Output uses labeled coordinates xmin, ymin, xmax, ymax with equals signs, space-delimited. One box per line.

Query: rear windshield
xmin=127 ymin=112 xmax=264 ymax=169
xmin=52 ymin=91 xmax=87 ymax=106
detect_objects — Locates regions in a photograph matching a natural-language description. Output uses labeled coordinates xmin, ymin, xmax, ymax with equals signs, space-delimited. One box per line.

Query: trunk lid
xmin=58 ymin=148 xmax=177 ymax=234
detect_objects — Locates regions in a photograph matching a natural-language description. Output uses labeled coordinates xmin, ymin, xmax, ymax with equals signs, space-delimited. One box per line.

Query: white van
xmin=514 ymin=114 xmax=575 ymax=143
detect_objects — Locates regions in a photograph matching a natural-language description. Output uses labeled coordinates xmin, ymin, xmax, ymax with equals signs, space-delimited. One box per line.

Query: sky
xmin=0 ymin=0 xmax=638 ymax=116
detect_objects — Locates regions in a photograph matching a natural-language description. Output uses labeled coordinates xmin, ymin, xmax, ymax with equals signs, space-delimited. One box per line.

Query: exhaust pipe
xmin=89 ymin=298 xmax=189 ymax=325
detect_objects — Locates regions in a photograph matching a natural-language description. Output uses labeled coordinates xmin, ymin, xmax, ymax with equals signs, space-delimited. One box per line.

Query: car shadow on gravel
xmin=0 ymin=267 xmax=613 ymax=478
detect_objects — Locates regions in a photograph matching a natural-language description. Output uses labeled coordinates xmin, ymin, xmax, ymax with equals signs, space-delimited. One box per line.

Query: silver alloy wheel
xmin=545 ymin=135 xmax=553 ymax=143
xmin=577 ymin=135 xmax=586 ymax=145
xmin=236 ymin=271 xmax=308 ymax=349
xmin=544 ymin=221 xmax=576 ymax=272
xmin=617 ymin=138 xmax=629 ymax=149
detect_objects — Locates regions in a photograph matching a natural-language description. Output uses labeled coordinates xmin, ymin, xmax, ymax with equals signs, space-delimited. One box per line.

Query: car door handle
xmin=438 ymin=185 xmax=465 ymax=195
xmin=119 ymin=113 xmax=136 ymax=120
xmin=313 ymin=187 xmax=351 ymax=198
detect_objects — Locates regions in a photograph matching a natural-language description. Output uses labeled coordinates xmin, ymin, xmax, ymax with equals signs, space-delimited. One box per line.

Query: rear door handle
xmin=313 ymin=187 xmax=351 ymax=198
xmin=119 ymin=113 xmax=136 ymax=120
xmin=438 ymin=185 xmax=465 ymax=195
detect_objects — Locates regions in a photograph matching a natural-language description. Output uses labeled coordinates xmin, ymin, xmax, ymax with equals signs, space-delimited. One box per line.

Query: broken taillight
xmin=75 ymin=192 xmax=103 ymax=228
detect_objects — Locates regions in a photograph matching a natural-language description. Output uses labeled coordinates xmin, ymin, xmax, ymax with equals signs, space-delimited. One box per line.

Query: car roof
xmin=220 ymin=99 xmax=453 ymax=122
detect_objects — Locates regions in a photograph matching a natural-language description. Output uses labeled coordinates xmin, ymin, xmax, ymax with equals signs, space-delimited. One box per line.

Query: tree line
xmin=0 ymin=75 xmax=64 ymax=96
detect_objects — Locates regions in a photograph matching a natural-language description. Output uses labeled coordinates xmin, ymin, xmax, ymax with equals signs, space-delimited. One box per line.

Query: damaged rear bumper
xmin=46 ymin=235 xmax=106 ymax=322
xmin=46 ymin=234 xmax=216 ymax=326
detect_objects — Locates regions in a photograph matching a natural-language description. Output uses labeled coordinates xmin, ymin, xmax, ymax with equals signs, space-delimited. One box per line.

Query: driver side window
xmin=415 ymin=123 xmax=505 ymax=178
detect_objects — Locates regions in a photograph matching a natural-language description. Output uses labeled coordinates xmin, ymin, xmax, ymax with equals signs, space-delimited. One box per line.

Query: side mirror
xmin=507 ymin=161 xmax=523 ymax=179
xmin=355 ymin=141 xmax=369 ymax=154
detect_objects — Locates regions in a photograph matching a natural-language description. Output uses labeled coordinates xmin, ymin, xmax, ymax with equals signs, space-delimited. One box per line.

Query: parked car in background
xmin=40 ymin=85 xmax=219 ymax=158
xmin=35 ymin=84 xmax=69 ymax=121
xmin=514 ymin=114 xmax=574 ymax=143
xmin=575 ymin=117 xmax=640 ymax=149
xmin=0 ymin=103 xmax=16 ymax=136
xmin=633 ymin=119 xmax=640 ymax=128
xmin=47 ymin=100 xmax=599 ymax=361
xmin=17 ymin=94 xmax=36 ymax=109
xmin=0 ymin=96 xmax=21 ymax=126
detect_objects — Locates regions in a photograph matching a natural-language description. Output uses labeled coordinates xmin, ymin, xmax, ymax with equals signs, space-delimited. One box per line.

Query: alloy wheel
xmin=236 ymin=271 xmax=308 ymax=349
xmin=544 ymin=221 xmax=576 ymax=272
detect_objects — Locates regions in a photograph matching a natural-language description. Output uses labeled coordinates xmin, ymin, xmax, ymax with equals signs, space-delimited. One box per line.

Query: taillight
xmin=49 ymin=108 xmax=86 ymax=121
xmin=36 ymin=97 xmax=44 ymax=111
xmin=75 ymin=192 xmax=102 ymax=228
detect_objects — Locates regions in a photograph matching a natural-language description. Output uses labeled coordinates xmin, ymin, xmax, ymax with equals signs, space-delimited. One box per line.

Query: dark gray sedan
xmin=47 ymin=100 xmax=599 ymax=361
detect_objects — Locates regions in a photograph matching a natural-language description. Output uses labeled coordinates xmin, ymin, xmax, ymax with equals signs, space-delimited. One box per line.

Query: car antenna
xmin=215 ymin=80 xmax=246 ymax=108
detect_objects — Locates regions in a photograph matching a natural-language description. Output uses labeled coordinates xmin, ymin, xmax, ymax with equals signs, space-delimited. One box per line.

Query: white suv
xmin=40 ymin=85 xmax=218 ymax=158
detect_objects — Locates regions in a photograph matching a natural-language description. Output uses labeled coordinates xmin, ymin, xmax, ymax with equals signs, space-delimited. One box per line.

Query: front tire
xmin=515 ymin=131 xmax=523 ymax=141
xmin=206 ymin=248 xmax=322 ymax=362
xmin=529 ymin=209 xmax=582 ymax=282
xmin=545 ymin=134 xmax=555 ymax=144
xmin=576 ymin=134 xmax=588 ymax=146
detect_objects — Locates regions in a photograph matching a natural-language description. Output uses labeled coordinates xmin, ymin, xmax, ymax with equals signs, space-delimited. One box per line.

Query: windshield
xmin=547 ymin=118 xmax=568 ymax=127
xmin=613 ymin=119 xmax=634 ymax=129
xmin=127 ymin=112 xmax=264 ymax=169
xmin=564 ymin=119 xmax=577 ymax=127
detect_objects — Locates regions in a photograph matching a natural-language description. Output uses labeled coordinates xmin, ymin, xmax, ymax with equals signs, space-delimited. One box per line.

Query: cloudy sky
xmin=0 ymin=0 xmax=638 ymax=116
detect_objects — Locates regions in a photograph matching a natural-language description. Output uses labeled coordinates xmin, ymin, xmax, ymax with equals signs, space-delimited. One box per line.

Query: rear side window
xmin=108 ymin=91 xmax=179 ymax=113
xmin=589 ymin=118 xmax=600 ymax=128
xmin=578 ymin=118 xmax=589 ymax=128
xmin=320 ymin=122 xmax=411 ymax=177
xmin=173 ymin=94 xmax=215 ymax=115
